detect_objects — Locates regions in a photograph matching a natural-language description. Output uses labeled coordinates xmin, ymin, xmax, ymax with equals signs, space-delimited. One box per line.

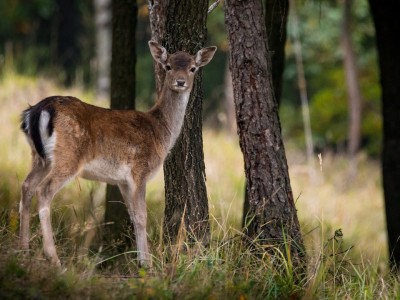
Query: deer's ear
xmin=195 ymin=46 xmax=217 ymax=67
xmin=149 ymin=41 xmax=168 ymax=65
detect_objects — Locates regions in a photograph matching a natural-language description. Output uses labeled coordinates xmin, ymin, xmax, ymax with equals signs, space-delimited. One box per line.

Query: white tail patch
xmin=39 ymin=110 xmax=56 ymax=162
xmin=39 ymin=110 xmax=51 ymax=140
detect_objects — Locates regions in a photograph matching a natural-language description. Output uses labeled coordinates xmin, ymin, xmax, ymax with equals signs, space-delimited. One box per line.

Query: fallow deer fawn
xmin=19 ymin=41 xmax=217 ymax=267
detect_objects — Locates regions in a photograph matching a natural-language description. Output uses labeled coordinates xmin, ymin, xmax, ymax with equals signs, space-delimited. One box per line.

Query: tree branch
xmin=208 ymin=0 xmax=221 ymax=14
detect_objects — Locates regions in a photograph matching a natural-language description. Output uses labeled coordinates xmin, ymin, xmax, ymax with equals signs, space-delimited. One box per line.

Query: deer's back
xmin=22 ymin=96 xmax=167 ymax=184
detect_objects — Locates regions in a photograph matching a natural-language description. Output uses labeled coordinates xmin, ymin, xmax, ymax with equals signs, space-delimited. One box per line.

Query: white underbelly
xmin=79 ymin=159 xmax=132 ymax=185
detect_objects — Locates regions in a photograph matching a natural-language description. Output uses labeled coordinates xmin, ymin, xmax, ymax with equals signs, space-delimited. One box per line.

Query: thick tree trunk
xmin=225 ymin=0 xmax=305 ymax=271
xmin=341 ymin=0 xmax=362 ymax=176
xmin=368 ymin=0 xmax=400 ymax=270
xmin=103 ymin=0 xmax=137 ymax=250
xmin=149 ymin=0 xmax=210 ymax=244
xmin=241 ymin=0 xmax=291 ymax=228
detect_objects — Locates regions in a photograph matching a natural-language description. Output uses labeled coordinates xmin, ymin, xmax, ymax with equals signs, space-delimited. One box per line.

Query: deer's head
xmin=149 ymin=41 xmax=217 ymax=93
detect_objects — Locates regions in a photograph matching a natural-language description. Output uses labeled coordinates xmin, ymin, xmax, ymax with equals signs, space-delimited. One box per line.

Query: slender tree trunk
xmin=55 ymin=0 xmax=82 ymax=86
xmin=94 ymin=0 xmax=112 ymax=99
xmin=368 ymin=0 xmax=400 ymax=270
xmin=148 ymin=0 xmax=210 ymax=245
xmin=225 ymin=0 xmax=305 ymax=272
xmin=224 ymin=60 xmax=236 ymax=135
xmin=103 ymin=0 xmax=137 ymax=251
xmin=341 ymin=0 xmax=362 ymax=177
xmin=290 ymin=0 xmax=314 ymax=178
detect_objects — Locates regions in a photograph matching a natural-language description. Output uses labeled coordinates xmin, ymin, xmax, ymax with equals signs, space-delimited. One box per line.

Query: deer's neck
xmin=149 ymin=87 xmax=191 ymax=152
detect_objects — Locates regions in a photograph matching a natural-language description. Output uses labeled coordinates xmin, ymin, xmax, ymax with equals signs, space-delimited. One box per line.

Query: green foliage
xmin=206 ymin=2 xmax=228 ymax=51
xmin=135 ymin=49 xmax=156 ymax=110
xmin=283 ymin=0 xmax=381 ymax=156
xmin=310 ymin=70 xmax=349 ymax=151
xmin=0 ymin=0 xmax=55 ymax=40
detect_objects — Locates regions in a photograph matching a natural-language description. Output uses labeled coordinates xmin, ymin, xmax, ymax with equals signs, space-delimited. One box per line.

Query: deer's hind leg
xmin=20 ymin=153 xmax=50 ymax=250
xmin=35 ymin=161 xmax=80 ymax=266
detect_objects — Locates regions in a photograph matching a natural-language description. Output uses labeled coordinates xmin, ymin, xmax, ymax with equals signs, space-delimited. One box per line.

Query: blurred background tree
xmin=0 ymin=0 xmax=94 ymax=86
xmin=281 ymin=0 xmax=380 ymax=158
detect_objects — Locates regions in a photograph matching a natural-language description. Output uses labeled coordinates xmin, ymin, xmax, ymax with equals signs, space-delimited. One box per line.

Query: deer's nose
xmin=176 ymin=80 xmax=186 ymax=87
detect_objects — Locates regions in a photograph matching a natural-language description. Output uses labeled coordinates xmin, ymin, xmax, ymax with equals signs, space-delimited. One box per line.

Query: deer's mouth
xmin=172 ymin=84 xmax=188 ymax=91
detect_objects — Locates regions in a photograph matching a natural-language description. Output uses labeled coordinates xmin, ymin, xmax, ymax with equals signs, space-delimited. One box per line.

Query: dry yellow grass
xmin=290 ymin=151 xmax=386 ymax=262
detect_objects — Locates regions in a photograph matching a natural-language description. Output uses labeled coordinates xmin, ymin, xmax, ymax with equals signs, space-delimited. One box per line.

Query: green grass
xmin=0 ymin=72 xmax=398 ymax=298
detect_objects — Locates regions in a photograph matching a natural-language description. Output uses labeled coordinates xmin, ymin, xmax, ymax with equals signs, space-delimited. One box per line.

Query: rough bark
xmin=148 ymin=0 xmax=168 ymax=96
xmin=368 ymin=0 xmax=400 ymax=270
xmin=242 ymin=0 xmax=291 ymax=228
xmin=149 ymin=0 xmax=210 ymax=244
xmin=103 ymin=0 xmax=137 ymax=250
xmin=341 ymin=0 xmax=362 ymax=175
xmin=225 ymin=0 xmax=305 ymax=270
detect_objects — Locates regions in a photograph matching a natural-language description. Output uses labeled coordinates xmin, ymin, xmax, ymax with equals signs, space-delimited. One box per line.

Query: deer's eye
xmin=190 ymin=67 xmax=197 ymax=73
xmin=166 ymin=65 xmax=172 ymax=71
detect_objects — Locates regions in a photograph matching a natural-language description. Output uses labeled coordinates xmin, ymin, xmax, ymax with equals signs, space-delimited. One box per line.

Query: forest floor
xmin=0 ymin=72 xmax=398 ymax=299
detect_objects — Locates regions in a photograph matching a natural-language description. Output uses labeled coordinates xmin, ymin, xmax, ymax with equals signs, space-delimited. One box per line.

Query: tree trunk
xmin=103 ymin=0 xmax=137 ymax=251
xmin=341 ymin=0 xmax=362 ymax=176
xmin=368 ymin=0 xmax=400 ymax=270
xmin=148 ymin=0 xmax=168 ymax=96
xmin=223 ymin=60 xmax=236 ymax=135
xmin=94 ymin=0 xmax=112 ymax=99
xmin=55 ymin=0 xmax=82 ymax=86
xmin=241 ymin=0 xmax=292 ymax=228
xmin=225 ymin=0 xmax=305 ymax=271
xmin=290 ymin=0 xmax=314 ymax=179
xmin=149 ymin=0 xmax=210 ymax=244
xmin=265 ymin=0 xmax=289 ymax=107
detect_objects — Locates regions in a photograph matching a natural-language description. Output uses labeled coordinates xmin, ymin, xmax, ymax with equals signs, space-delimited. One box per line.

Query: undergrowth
xmin=1 ymin=210 xmax=399 ymax=299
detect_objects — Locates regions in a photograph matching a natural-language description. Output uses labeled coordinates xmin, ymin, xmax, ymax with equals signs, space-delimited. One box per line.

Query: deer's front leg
xmin=119 ymin=180 xmax=150 ymax=266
